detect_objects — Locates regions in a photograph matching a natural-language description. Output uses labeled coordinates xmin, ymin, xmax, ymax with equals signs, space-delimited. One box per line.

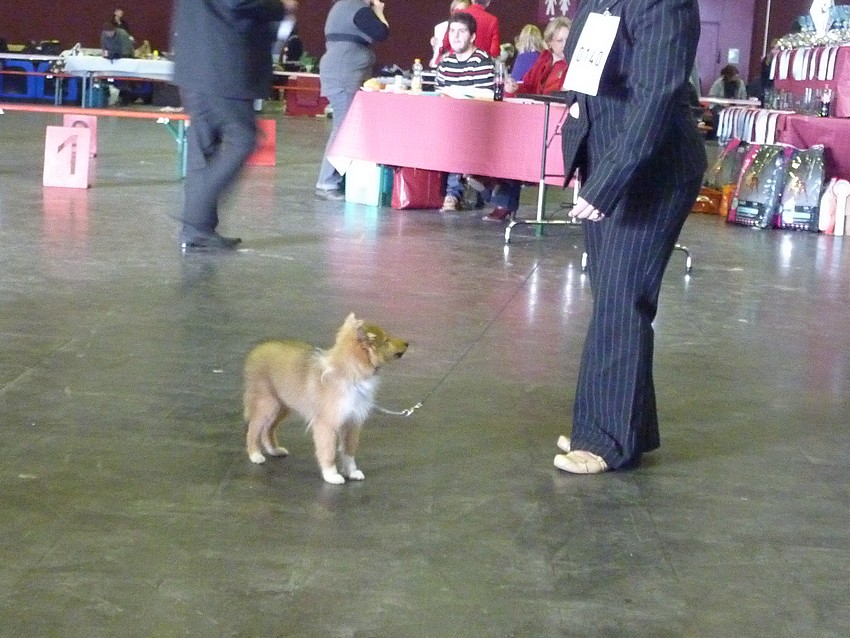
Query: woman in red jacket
xmin=509 ymin=16 xmax=571 ymax=96
xmin=474 ymin=17 xmax=572 ymax=222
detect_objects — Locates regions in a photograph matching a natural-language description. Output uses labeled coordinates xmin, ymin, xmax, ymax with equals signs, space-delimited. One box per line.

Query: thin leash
xmin=372 ymin=262 xmax=544 ymax=418
xmin=374 ymin=402 xmax=423 ymax=417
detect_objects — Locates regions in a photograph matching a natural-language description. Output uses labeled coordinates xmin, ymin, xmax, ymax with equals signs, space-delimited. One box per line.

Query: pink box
xmin=246 ymin=119 xmax=276 ymax=166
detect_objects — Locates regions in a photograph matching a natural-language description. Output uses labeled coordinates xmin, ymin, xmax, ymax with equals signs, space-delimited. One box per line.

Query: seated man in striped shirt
xmin=435 ymin=11 xmax=495 ymax=212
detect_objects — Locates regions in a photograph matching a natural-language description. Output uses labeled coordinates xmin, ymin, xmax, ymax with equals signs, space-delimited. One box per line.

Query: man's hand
xmin=569 ymin=196 xmax=606 ymax=222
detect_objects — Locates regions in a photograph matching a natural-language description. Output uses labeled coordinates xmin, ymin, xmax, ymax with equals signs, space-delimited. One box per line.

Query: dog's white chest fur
xmin=339 ymin=376 xmax=379 ymax=424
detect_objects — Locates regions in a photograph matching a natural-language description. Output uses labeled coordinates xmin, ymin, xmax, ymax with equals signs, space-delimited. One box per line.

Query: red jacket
xmin=520 ymin=49 xmax=568 ymax=95
xmin=440 ymin=3 xmax=501 ymax=60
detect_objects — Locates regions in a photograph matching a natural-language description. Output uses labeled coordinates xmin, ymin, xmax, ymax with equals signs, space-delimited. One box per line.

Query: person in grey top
xmin=315 ymin=0 xmax=389 ymax=200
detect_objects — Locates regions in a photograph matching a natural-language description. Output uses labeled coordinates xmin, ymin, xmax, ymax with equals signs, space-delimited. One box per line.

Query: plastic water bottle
xmin=819 ymin=88 xmax=832 ymax=117
xmin=493 ymin=59 xmax=504 ymax=101
xmin=411 ymin=58 xmax=423 ymax=93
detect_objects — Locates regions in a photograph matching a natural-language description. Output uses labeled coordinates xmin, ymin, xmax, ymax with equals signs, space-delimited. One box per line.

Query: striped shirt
xmin=435 ymin=48 xmax=495 ymax=89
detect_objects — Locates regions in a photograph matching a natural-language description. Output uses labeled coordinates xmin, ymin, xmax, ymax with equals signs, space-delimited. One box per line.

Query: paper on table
xmin=437 ymin=86 xmax=495 ymax=101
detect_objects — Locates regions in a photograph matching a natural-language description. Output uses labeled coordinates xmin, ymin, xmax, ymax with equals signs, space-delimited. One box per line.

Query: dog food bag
xmin=727 ymin=144 xmax=793 ymax=229
xmin=705 ymin=138 xmax=748 ymax=189
xmin=777 ymin=145 xmax=826 ymax=232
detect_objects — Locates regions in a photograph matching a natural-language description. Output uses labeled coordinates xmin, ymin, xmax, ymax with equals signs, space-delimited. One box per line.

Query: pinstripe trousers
xmin=572 ymin=176 xmax=702 ymax=469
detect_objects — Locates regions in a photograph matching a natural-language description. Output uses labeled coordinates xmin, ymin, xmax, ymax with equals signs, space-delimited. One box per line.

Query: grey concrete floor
xmin=1 ymin=109 xmax=849 ymax=638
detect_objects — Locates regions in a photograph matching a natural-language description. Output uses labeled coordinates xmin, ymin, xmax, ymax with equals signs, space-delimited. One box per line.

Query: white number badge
xmin=562 ymin=11 xmax=621 ymax=96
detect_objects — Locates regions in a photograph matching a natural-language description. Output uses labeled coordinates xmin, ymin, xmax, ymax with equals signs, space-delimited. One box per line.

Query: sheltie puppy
xmin=242 ymin=313 xmax=408 ymax=484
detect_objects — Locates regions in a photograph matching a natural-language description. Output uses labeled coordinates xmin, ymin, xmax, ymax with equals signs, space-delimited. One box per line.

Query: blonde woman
xmin=507 ymin=16 xmax=572 ymax=95
xmin=474 ymin=17 xmax=572 ymax=222
xmin=510 ymin=24 xmax=544 ymax=82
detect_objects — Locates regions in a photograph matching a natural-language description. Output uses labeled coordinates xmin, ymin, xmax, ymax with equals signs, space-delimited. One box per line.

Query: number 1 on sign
xmin=58 ymin=135 xmax=78 ymax=175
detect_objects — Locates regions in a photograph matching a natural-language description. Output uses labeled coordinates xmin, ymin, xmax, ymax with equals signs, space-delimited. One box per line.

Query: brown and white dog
xmin=242 ymin=313 xmax=408 ymax=484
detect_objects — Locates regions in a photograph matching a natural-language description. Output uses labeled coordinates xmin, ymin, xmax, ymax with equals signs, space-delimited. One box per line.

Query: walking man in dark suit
xmin=172 ymin=0 xmax=297 ymax=251
xmin=553 ymin=0 xmax=707 ymax=474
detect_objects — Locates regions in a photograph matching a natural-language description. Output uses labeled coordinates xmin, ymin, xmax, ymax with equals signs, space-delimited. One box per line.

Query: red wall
xmin=0 ymin=0 xmax=819 ymax=83
xmin=2 ymin=0 xmax=540 ymax=69
xmin=751 ymin=0 xmax=817 ymax=72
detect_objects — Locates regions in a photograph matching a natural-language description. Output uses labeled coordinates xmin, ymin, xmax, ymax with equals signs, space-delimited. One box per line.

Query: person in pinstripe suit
xmin=553 ymin=0 xmax=707 ymax=474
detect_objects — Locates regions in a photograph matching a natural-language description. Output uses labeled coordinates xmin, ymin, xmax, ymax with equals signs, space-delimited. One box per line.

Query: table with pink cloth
xmin=328 ymin=91 xmax=567 ymax=186
xmin=772 ymin=46 xmax=850 ymax=118
xmin=776 ymin=113 xmax=850 ymax=180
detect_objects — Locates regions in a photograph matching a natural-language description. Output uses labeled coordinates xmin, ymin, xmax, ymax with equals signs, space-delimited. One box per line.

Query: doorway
xmin=696 ymin=21 xmax=721 ymax=95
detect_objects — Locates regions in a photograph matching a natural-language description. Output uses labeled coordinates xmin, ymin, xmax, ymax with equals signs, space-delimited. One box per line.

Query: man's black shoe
xmin=180 ymin=233 xmax=242 ymax=251
xmin=315 ymin=187 xmax=345 ymax=201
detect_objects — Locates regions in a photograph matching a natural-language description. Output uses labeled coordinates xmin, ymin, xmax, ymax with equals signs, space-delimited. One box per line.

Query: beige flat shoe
xmin=553 ymin=450 xmax=609 ymax=475
xmin=556 ymin=435 xmax=571 ymax=453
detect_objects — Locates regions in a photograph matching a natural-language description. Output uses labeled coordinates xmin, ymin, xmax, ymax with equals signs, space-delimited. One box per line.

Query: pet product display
xmin=705 ymin=138 xmax=748 ymax=190
xmin=833 ymin=179 xmax=850 ymax=236
xmin=727 ymin=144 xmax=793 ymax=229
xmin=777 ymin=145 xmax=826 ymax=232
xmin=818 ymin=177 xmax=839 ymax=234
xmin=691 ymin=186 xmax=723 ymax=214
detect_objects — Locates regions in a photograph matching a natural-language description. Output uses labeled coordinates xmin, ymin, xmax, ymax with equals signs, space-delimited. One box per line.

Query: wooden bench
xmin=0 ymin=102 xmax=189 ymax=177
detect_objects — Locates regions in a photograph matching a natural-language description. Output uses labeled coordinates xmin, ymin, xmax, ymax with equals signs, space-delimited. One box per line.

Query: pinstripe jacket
xmin=561 ymin=0 xmax=707 ymax=215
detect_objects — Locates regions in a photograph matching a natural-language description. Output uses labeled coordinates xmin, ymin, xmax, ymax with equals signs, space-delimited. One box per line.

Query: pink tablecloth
xmin=328 ymin=91 xmax=567 ymax=185
xmin=776 ymin=113 xmax=850 ymax=180
xmin=772 ymin=46 xmax=850 ymax=118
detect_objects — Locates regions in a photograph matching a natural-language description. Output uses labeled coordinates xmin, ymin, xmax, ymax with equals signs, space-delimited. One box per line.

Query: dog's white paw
xmin=265 ymin=446 xmax=289 ymax=457
xmin=322 ymin=469 xmax=346 ymax=485
xmin=339 ymin=455 xmax=363 ymax=480
xmin=249 ymin=451 xmax=266 ymax=464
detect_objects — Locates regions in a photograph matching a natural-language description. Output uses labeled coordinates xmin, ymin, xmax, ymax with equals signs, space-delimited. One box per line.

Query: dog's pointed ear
xmin=345 ymin=313 xmax=369 ymax=345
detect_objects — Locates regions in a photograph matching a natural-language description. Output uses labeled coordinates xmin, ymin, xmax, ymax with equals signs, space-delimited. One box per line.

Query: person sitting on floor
xmin=468 ymin=16 xmax=572 ymax=222
xmin=435 ymin=11 xmax=495 ymax=213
